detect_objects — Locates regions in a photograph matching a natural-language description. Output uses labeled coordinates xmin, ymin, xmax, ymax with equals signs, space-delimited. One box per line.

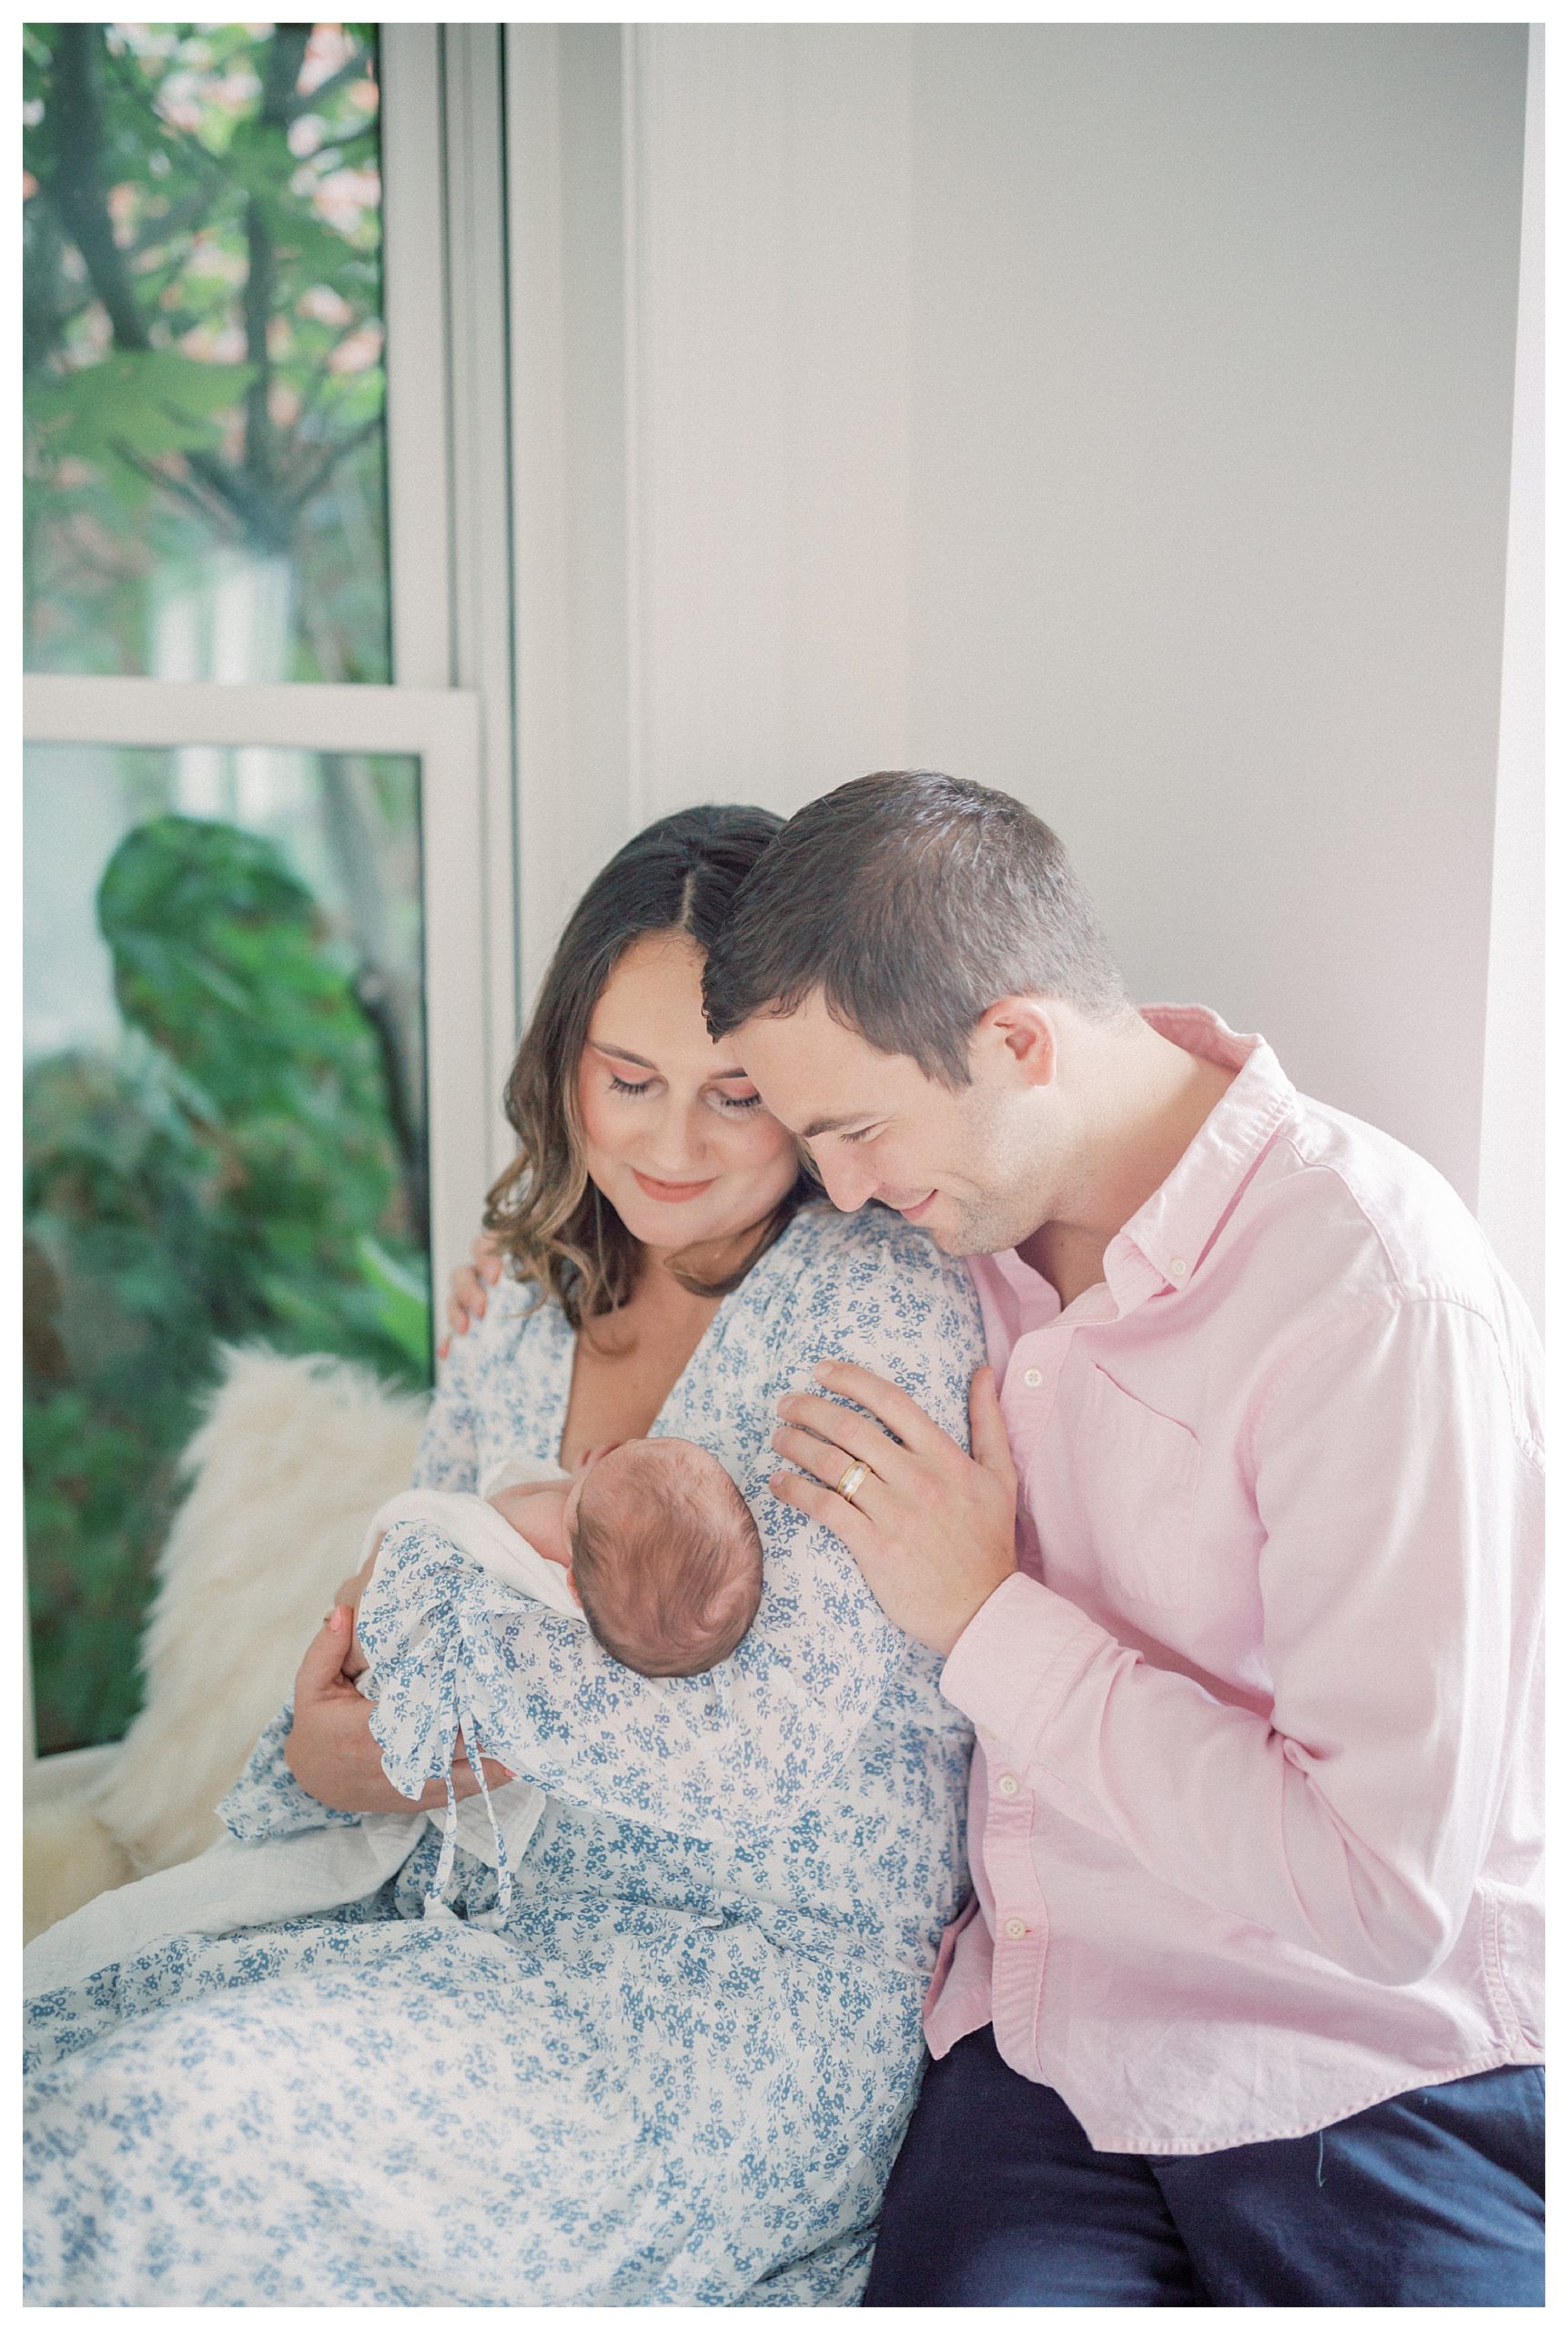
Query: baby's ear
xmin=565 ymin=1566 xmax=581 ymax=1605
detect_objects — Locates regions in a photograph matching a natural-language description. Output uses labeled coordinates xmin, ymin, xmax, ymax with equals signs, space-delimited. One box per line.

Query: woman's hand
xmin=332 ymin=1550 xmax=377 ymax=1679
xmin=438 ymin=1231 xmax=505 ymax=1361
xmin=333 ymin=1552 xmax=377 ymax=1617
xmin=769 ymin=1362 xmax=1018 ymax=1658
xmin=284 ymin=1606 xmax=514 ymax=1814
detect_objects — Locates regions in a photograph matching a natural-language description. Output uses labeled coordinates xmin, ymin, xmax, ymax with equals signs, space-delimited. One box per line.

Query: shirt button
xmin=997 ymin=1773 xmax=1020 ymax=1798
xmin=1023 ymin=1367 xmax=1043 ymax=1388
xmin=1169 ymin=1256 xmax=1189 ymax=1278
xmin=1003 ymin=1916 xmax=1027 ymax=1940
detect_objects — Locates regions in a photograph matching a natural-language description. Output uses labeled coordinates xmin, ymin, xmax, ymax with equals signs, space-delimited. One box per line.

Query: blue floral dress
xmin=24 ymin=1203 xmax=983 ymax=2306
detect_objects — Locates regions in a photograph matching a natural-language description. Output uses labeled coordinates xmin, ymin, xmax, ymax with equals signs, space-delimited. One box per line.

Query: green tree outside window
xmin=25 ymin=796 xmax=432 ymax=1754
xmin=24 ymin=21 xmax=390 ymax=681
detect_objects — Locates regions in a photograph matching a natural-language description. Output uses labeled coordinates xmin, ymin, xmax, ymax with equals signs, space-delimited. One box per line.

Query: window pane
xmin=24 ymin=743 xmax=430 ymax=1754
xmin=23 ymin=24 xmax=389 ymax=684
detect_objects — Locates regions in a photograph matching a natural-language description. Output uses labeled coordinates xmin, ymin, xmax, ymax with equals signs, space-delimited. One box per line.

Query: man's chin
xmin=878 ymin=1194 xmax=1016 ymax=1260
xmin=932 ymin=1225 xmax=992 ymax=1259
xmin=903 ymin=1206 xmax=978 ymax=1259
xmin=922 ymin=1205 xmax=1029 ymax=1261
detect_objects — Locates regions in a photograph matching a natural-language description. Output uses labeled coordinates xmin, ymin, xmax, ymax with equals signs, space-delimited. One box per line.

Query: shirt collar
xmin=1107 ymin=1004 xmax=1296 ymax=1306
xmin=980 ymin=1238 xmax=1065 ymax=1332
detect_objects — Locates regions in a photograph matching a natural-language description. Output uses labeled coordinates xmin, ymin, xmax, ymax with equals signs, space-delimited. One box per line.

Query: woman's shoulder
xmin=747 ymin=1200 xmax=982 ymax=1327
xmin=666 ymin=1202 xmax=984 ymax=1449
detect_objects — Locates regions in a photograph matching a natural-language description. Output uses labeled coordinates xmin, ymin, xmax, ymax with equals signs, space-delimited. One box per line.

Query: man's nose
xmin=814 ymin=1152 xmax=875 ymax=1213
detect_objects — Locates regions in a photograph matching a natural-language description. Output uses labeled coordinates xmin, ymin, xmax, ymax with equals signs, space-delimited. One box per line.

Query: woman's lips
xmin=632 ymin=1169 xmax=718 ymax=1202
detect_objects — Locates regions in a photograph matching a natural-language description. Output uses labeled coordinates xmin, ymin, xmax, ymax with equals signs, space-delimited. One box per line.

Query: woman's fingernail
xmin=437 ymin=1340 xmax=450 ymax=1362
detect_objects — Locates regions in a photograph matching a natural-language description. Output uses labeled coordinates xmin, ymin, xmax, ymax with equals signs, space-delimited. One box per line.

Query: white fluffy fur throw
xmin=23 ymin=1788 xmax=136 ymax=1947
xmin=86 ymin=1346 xmax=428 ymax=1880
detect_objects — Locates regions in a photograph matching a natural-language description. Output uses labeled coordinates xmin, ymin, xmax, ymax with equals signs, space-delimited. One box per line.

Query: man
xmin=702 ymin=770 xmax=1543 ymax=2307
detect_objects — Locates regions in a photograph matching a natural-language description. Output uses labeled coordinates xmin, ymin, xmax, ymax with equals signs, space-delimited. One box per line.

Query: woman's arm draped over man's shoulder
xmin=358 ymin=1209 xmax=984 ymax=1845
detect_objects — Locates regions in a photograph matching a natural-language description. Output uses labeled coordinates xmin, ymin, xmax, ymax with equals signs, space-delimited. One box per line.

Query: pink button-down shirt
xmin=926 ymin=1005 xmax=1543 ymax=2153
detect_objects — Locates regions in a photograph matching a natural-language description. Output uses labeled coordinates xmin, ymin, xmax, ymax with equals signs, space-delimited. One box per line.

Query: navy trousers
xmin=864 ymin=2028 xmax=1544 ymax=2306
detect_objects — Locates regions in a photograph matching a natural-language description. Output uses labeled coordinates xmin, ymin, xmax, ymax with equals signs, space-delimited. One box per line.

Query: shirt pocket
xmin=1078 ymin=1363 xmax=1200 ymax=1610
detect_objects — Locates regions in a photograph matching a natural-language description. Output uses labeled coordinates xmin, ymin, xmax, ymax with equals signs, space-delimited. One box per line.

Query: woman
xmin=25 ymin=806 xmax=986 ymax=2306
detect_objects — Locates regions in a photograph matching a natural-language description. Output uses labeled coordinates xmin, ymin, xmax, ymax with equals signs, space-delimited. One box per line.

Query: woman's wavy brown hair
xmin=484 ymin=805 xmax=818 ymax=1335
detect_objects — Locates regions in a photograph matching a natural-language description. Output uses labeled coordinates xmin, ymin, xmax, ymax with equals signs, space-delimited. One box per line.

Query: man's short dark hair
xmin=703 ymin=771 xmax=1129 ymax=1085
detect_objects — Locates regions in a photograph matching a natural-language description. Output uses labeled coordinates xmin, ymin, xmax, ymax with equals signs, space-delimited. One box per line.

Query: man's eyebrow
xmin=800 ymin=1110 xmax=873 ymax=1141
xmin=590 ymin=1040 xmax=752 ymax=1080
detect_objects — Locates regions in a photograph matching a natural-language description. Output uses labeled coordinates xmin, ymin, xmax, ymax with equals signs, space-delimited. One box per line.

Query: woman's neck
xmin=620 ymin=1254 xmax=723 ymax=1332
xmin=642 ymin=1206 xmax=772 ymax=1296
xmin=560 ymin=1252 xmax=722 ymax=1465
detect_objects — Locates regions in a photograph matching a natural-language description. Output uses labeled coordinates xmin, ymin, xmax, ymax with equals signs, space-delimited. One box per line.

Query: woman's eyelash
xmin=606 ymin=1073 xmax=763 ymax=1114
xmin=839 ymin=1125 xmax=875 ymax=1146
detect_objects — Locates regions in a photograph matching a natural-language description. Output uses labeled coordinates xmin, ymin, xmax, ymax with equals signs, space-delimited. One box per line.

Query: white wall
xmin=1476 ymin=25 xmax=1544 ymax=1326
xmin=506 ymin=25 xmax=1538 ymax=1294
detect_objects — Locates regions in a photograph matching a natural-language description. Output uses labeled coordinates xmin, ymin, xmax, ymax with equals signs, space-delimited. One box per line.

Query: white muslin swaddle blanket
xmin=358 ymin=1460 xmax=580 ymax=1880
xmin=25 ymin=1461 xmax=580 ymax=2000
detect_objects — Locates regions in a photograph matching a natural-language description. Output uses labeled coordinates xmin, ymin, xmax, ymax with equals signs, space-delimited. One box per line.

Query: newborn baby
xmin=488 ymin=1437 xmax=764 ymax=1677
xmin=350 ymin=1438 xmax=764 ymax=1681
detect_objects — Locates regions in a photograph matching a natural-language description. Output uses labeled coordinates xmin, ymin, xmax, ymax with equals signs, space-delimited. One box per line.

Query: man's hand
xmin=769 ymin=1362 xmax=1017 ymax=1657
xmin=284 ymin=1606 xmax=514 ymax=1814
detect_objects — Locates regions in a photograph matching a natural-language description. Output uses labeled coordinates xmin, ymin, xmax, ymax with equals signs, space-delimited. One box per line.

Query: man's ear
xmin=975 ymin=997 xmax=1057 ymax=1089
xmin=565 ymin=1567 xmax=581 ymax=1605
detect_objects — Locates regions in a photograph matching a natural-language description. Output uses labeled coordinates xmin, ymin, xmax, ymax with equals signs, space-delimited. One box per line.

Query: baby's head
xmin=565 ymin=1438 xmax=762 ymax=1679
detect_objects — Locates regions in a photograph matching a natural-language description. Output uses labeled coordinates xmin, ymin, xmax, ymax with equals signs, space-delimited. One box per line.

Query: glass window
xmin=24 ymin=743 xmax=430 ymax=1753
xmin=23 ymin=22 xmax=389 ymax=684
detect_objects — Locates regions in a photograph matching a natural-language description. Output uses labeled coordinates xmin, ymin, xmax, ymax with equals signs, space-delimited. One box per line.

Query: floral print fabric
xmin=24 ymin=1202 xmax=982 ymax=2305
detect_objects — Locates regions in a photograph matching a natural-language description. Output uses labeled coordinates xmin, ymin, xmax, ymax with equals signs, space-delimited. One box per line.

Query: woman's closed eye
xmin=608 ymin=1070 xmax=764 ymax=1115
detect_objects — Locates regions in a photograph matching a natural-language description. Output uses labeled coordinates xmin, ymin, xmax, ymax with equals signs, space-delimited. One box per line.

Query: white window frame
xmin=384 ymin=24 xmax=524 ymax=1171
xmin=23 ymin=29 xmax=525 ymax=1769
xmin=23 ymin=28 xmax=521 ymax=1272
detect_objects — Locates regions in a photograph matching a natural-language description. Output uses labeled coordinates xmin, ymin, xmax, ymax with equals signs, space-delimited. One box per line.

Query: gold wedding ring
xmin=835 ymin=1460 xmax=868 ymax=1504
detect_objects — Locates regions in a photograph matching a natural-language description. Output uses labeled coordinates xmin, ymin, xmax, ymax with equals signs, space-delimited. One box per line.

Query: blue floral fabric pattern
xmin=24 ymin=1202 xmax=983 ymax=2305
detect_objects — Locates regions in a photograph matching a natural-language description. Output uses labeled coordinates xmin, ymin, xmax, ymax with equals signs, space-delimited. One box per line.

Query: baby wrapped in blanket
xmin=345 ymin=1437 xmax=765 ymax=1889
xmin=351 ymin=1434 xmax=764 ymax=1683
xmin=25 ymin=1437 xmax=764 ymax=1997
